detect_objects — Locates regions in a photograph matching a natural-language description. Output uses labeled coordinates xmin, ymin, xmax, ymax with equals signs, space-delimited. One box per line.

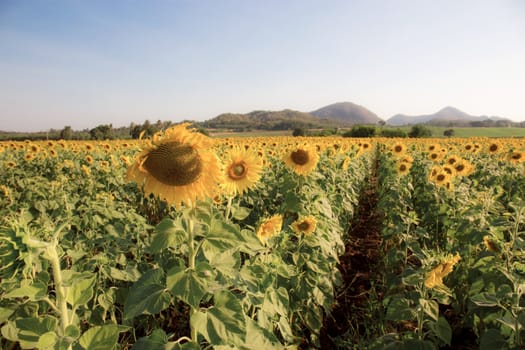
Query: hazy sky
xmin=1 ymin=0 xmax=524 ymax=131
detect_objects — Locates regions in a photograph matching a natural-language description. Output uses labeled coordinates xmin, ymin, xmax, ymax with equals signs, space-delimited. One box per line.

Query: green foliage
xmin=380 ymin=128 xmax=407 ymax=138
xmin=408 ymin=124 xmax=433 ymax=137
xmin=343 ymin=125 xmax=376 ymax=137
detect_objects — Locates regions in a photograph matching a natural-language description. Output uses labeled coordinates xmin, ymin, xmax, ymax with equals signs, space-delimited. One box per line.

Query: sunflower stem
xmin=225 ymin=196 xmax=234 ymax=220
xmin=46 ymin=243 xmax=70 ymax=335
xmin=186 ymin=212 xmax=199 ymax=343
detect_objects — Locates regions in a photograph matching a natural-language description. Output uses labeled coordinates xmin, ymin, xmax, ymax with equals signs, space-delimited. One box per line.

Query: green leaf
xmin=401 ymin=339 xmax=437 ymax=350
xmin=77 ymin=325 xmax=121 ymax=350
xmin=470 ymin=292 xmax=500 ymax=307
xmin=0 ymin=307 xmax=15 ymax=323
xmin=243 ymin=317 xmax=284 ymax=350
xmin=16 ymin=316 xmax=58 ymax=348
xmin=4 ymin=280 xmax=47 ymax=300
xmin=109 ymin=266 xmax=141 ymax=282
xmin=131 ymin=329 xmax=168 ymax=350
xmin=232 ymin=206 xmax=251 ymax=221
xmin=201 ymin=219 xmax=243 ymax=261
xmin=149 ymin=218 xmax=186 ymax=253
xmin=427 ymin=316 xmax=452 ymax=345
xmin=191 ymin=290 xmax=246 ymax=346
xmin=65 ymin=324 xmax=81 ymax=339
xmin=385 ymin=297 xmax=417 ymax=321
xmin=37 ymin=331 xmax=58 ymax=349
xmin=419 ymin=298 xmax=439 ymax=322
xmin=64 ymin=272 xmax=96 ymax=308
xmin=167 ymin=265 xmax=208 ymax=309
xmin=479 ymin=329 xmax=507 ymax=350
xmin=124 ymin=269 xmax=171 ymax=320
xmin=262 ymin=287 xmax=289 ymax=317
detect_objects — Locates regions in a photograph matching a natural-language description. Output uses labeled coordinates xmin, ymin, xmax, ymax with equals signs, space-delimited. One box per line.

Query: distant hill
xmin=200 ymin=109 xmax=349 ymax=131
xmin=311 ymin=102 xmax=382 ymax=124
xmin=387 ymin=106 xmax=511 ymax=126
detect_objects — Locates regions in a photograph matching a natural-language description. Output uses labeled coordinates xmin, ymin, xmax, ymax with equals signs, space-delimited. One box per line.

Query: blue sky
xmin=1 ymin=0 xmax=524 ymax=131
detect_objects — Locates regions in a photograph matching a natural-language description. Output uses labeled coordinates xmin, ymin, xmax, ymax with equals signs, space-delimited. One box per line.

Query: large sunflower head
xmin=256 ymin=215 xmax=283 ymax=245
xmin=291 ymin=216 xmax=317 ymax=235
xmin=284 ymin=146 xmax=320 ymax=176
xmin=126 ymin=123 xmax=222 ymax=208
xmin=220 ymin=147 xmax=263 ymax=196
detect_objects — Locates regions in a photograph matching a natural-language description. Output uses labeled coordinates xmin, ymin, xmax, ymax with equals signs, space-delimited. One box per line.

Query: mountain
xmin=311 ymin=102 xmax=382 ymax=124
xmin=200 ymin=109 xmax=349 ymax=131
xmin=387 ymin=106 xmax=510 ymax=126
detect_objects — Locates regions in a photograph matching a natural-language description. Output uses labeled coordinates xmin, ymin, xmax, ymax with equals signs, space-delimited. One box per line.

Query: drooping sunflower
xmin=284 ymin=146 xmax=319 ymax=176
xmin=126 ymin=123 xmax=222 ymax=208
xmin=221 ymin=147 xmax=263 ymax=196
xmin=424 ymin=253 xmax=461 ymax=289
xmin=256 ymin=214 xmax=283 ymax=245
xmin=483 ymin=235 xmax=500 ymax=253
xmin=291 ymin=216 xmax=317 ymax=235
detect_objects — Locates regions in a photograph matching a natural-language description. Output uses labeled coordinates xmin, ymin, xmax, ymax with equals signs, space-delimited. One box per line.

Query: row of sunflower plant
xmin=374 ymin=138 xmax=525 ymax=349
xmin=0 ymin=125 xmax=372 ymax=349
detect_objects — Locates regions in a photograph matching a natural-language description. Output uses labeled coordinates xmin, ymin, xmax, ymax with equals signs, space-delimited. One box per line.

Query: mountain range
xmin=202 ymin=102 xmax=519 ymax=129
xmin=387 ymin=106 xmax=510 ymax=126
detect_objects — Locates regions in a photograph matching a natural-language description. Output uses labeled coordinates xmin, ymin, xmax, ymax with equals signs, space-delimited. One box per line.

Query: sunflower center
xmin=436 ymin=174 xmax=446 ymax=182
xmin=143 ymin=141 xmax=202 ymax=186
xmin=399 ymin=164 xmax=407 ymax=171
xmin=228 ymin=161 xmax=248 ymax=180
xmin=489 ymin=144 xmax=498 ymax=152
xmin=511 ymin=153 xmax=521 ymax=160
xmin=394 ymin=146 xmax=403 ymax=153
xmin=298 ymin=222 xmax=310 ymax=231
xmin=291 ymin=149 xmax=309 ymax=165
xmin=456 ymin=164 xmax=465 ymax=172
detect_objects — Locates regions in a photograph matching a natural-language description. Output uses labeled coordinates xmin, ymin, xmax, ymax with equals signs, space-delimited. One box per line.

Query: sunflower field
xmin=0 ymin=124 xmax=524 ymax=350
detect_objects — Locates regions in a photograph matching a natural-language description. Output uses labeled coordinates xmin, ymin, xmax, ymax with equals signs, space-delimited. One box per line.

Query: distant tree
xmin=343 ymin=125 xmax=376 ymax=137
xmin=408 ymin=124 xmax=432 ymax=138
xmin=292 ymin=127 xmax=307 ymax=137
xmin=59 ymin=126 xmax=73 ymax=140
xmin=378 ymin=120 xmax=386 ymax=127
xmin=380 ymin=128 xmax=407 ymax=138
xmin=443 ymin=129 xmax=455 ymax=137
xmin=90 ymin=124 xmax=114 ymax=140
xmin=130 ymin=119 xmax=160 ymax=139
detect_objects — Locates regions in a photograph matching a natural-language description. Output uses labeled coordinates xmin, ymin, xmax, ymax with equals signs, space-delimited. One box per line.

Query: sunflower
xmin=341 ymin=156 xmax=351 ymax=171
xmin=24 ymin=153 xmax=35 ymax=162
xmin=391 ymin=142 xmax=406 ymax=156
xmin=454 ymin=159 xmax=474 ymax=176
xmin=429 ymin=168 xmax=451 ymax=187
xmin=284 ymin=146 xmax=319 ymax=175
xmin=487 ymin=142 xmax=502 ymax=154
xmin=445 ymin=155 xmax=460 ymax=166
xmin=221 ymin=147 xmax=263 ymax=196
xmin=428 ymin=151 xmax=443 ymax=162
xmin=256 ymin=215 xmax=283 ymax=245
xmin=126 ymin=123 xmax=222 ymax=208
xmin=81 ymin=164 xmax=91 ymax=176
xmin=85 ymin=155 xmax=94 ymax=164
xmin=396 ymin=161 xmax=411 ymax=176
xmin=508 ymin=151 xmax=525 ymax=164
xmin=424 ymin=253 xmax=461 ymax=289
xmin=483 ymin=235 xmax=500 ymax=253
xmin=291 ymin=216 xmax=317 ymax=235
xmin=6 ymin=160 xmax=17 ymax=168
